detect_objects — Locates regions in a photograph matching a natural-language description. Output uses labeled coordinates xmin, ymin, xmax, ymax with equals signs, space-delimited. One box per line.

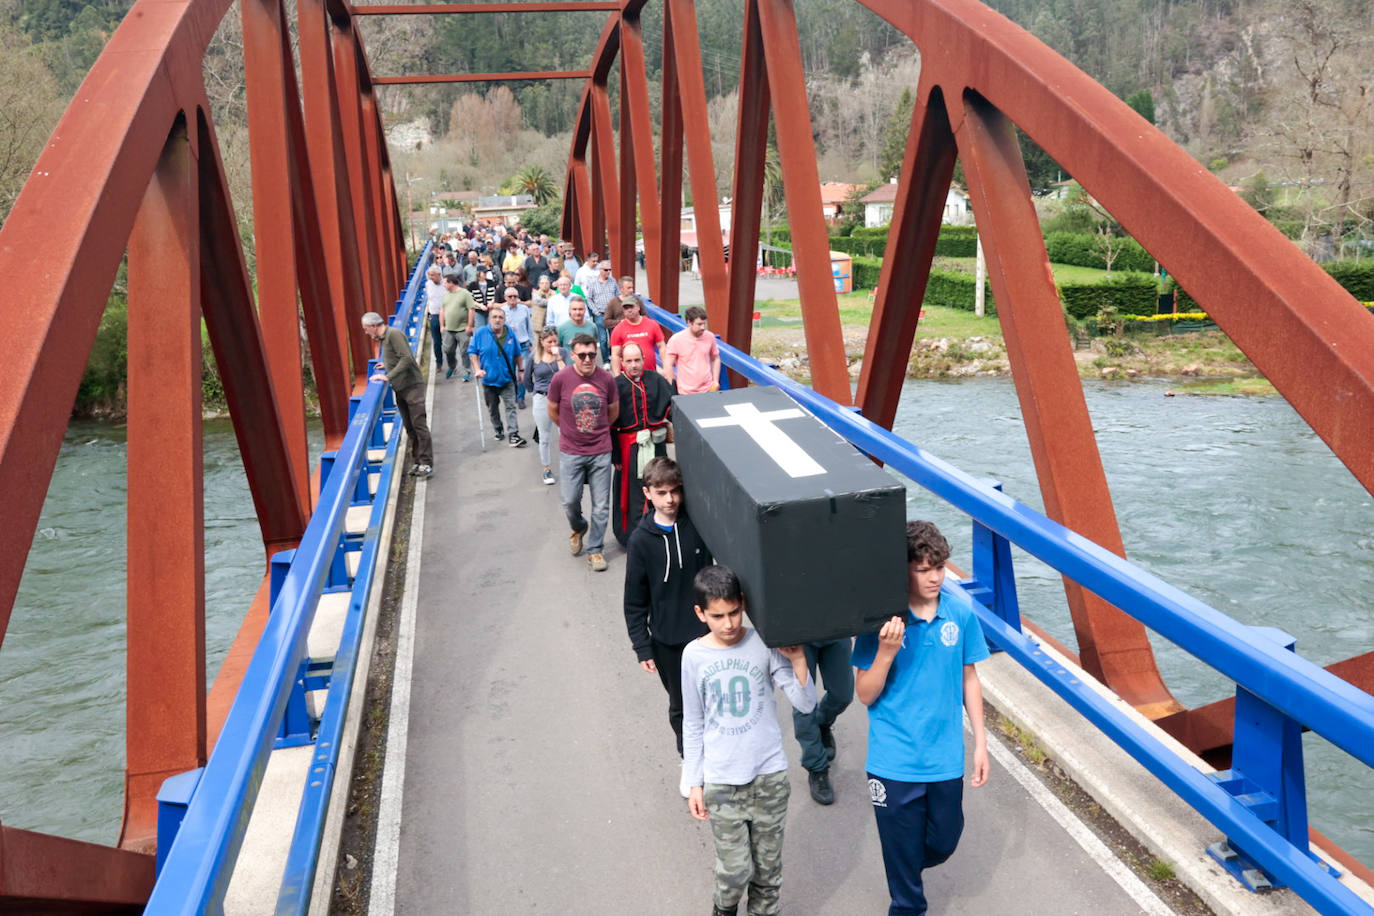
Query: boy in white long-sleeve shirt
xmin=682 ymin=565 xmax=816 ymax=916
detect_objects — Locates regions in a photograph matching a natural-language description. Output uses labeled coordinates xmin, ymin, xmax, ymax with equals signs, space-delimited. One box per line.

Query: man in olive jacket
xmin=363 ymin=311 xmax=433 ymax=477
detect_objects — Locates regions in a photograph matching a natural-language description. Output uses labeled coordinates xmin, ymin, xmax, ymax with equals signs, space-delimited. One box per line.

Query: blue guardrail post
xmin=958 ymin=481 xmax=1022 ymax=649
xmin=155 ymin=768 xmax=204 ymax=875
xmin=1207 ymin=626 xmax=1337 ymax=890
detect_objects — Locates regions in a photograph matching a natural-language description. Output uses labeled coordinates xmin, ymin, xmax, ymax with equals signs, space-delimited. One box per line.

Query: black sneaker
xmin=808 ymin=768 xmax=835 ymax=805
xmin=711 ymin=905 xmax=738 ymax=916
xmin=494 ymin=431 xmax=504 ymax=441
xmin=820 ymin=723 xmax=836 ymax=761
xmin=508 ymin=434 xmax=527 ymax=448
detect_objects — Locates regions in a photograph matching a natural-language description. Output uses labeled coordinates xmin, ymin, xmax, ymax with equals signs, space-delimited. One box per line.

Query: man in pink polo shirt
xmin=662 ymin=306 xmax=721 ymax=394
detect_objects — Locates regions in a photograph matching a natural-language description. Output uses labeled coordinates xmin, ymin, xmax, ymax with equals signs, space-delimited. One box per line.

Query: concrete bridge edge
xmin=308 ymin=407 xmax=412 ymax=915
xmin=979 ymin=640 xmax=1374 ymax=916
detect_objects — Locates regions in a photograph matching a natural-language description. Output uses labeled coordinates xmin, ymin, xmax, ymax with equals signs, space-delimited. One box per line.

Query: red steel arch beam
xmin=957 ymin=90 xmax=1179 ymax=713
xmin=839 ymin=0 xmax=1177 ymax=708
xmin=848 ymin=0 xmax=1372 ymax=708
xmin=301 ymin=0 xmax=373 ymax=388
xmin=121 ymin=115 xmax=208 ymax=855
xmin=590 ymin=82 xmax=622 ymax=272
xmin=753 ymin=0 xmax=850 ymax=403
xmin=333 ymin=19 xmax=387 ymax=331
xmin=723 ymin=0 xmax=770 ymax=382
xmin=375 ymin=70 xmax=592 ymax=84
xmin=616 ymin=60 xmax=639 ymax=279
xmin=353 ymin=1 xmax=620 ymax=12
xmin=858 ymin=0 xmax=1374 ymax=494
xmin=620 ymin=12 xmax=662 ymax=296
xmin=656 ymin=0 xmax=684 ymax=316
xmin=663 ymin=0 xmax=727 ymax=314
xmin=244 ymin=0 xmax=314 ymax=508
xmin=855 ymin=90 xmax=958 ymax=426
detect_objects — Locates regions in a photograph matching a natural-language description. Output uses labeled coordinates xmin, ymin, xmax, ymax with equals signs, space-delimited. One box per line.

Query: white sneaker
xmin=679 ymin=766 xmax=693 ymax=798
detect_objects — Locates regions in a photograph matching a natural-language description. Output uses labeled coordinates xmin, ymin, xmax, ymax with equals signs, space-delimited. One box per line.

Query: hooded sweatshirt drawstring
xmin=661 ymin=522 xmax=684 ymax=582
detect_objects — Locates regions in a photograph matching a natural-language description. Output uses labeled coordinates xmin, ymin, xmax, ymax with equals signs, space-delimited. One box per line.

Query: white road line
xmin=368 ymin=354 xmax=436 ymax=915
xmin=982 ymin=723 xmax=1177 ymax=915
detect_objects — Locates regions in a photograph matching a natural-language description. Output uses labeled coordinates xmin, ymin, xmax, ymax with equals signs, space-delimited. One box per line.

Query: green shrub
xmin=934 ymin=225 xmax=978 ymax=257
xmin=851 ymin=254 xmax=883 ymax=290
xmin=1059 ymin=273 xmax=1157 ymax=320
xmin=828 ymin=235 xmax=886 ymax=257
xmin=1172 ymin=282 xmax=1201 ymax=313
xmin=1324 ymin=261 xmax=1374 ymax=301
xmin=76 ymin=296 xmax=128 ymax=413
xmin=1040 ymin=206 xmax=1100 ymax=235
xmin=852 ymin=226 xmax=887 ymax=240
xmin=923 ymin=268 xmax=996 ymax=314
xmin=1272 ymin=219 xmax=1305 ymax=239
xmin=1044 ymin=231 xmax=1155 ymax=273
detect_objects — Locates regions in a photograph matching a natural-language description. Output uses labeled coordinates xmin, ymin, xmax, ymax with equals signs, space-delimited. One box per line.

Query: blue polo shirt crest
xmin=852 ymin=586 xmax=990 ymax=782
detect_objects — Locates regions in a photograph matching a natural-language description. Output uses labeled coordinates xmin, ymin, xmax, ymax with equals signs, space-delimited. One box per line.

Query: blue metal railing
xmin=144 ymin=242 xmax=433 ymax=914
xmin=648 ymin=303 xmax=1374 ymax=915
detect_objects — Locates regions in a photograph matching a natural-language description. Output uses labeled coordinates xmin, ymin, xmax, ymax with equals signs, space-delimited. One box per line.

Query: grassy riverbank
xmin=747 ymin=293 xmax=1276 ymax=395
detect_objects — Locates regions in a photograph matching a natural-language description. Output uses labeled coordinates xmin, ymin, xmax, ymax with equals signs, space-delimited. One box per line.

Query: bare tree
xmin=0 ymin=25 xmax=64 ymax=223
xmin=1260 ymin=0 xmax=1373 ymax=255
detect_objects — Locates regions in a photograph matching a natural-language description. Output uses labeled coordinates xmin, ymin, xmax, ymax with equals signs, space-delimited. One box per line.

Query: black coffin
xmin=673 ymin=386 xmax=907 ymax=646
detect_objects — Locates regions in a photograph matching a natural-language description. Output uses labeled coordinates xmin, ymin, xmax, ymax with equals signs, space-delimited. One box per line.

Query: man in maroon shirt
xmin=548 ymin=333 xmax=620 ymax=571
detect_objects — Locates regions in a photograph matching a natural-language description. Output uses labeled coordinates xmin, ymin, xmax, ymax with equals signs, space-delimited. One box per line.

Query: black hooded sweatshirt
xmin=623 ymin=509 xmax=713 ymax=660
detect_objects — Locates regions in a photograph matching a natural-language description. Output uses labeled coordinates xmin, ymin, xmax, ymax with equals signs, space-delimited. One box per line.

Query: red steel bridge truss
xmin=0 ymin=0 xmax=1370 ymax=908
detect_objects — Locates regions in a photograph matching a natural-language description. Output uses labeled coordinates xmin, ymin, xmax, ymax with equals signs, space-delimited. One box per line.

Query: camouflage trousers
xmin=705 ymin=769 xmax=791 ymax=914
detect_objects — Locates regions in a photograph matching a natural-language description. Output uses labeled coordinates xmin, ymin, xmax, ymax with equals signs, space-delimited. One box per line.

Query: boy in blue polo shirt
xmin=852 ymin=520 xmax=990 ymax=916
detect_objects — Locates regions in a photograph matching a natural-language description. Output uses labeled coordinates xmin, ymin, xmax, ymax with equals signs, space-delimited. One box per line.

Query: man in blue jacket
xmin=468 ymin=305 xmax=527 ymax=447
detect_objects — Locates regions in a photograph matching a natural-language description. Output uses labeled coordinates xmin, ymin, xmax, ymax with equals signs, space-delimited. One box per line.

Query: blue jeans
xmin=792 ymin=638 xmax=854 ymax=771
xmin=592 ymin=313 xmax=610 ymax=363
xmin=869 ymin=776 xmax=964 ymax=915
xmin=558 ymin=451 xmax=611 ymax=553
xmin=516 ymin=341 xmax=531 ymax=401
xmin=428 ymin=314 xmax=443 ymax=366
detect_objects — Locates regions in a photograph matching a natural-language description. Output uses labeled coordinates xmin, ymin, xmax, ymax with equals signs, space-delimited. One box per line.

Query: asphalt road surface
xmin=383 ymin=363 xmax=1174 ymax=915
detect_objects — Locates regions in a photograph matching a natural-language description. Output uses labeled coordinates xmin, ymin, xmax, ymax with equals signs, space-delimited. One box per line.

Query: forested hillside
xmin=2 ymin=0 xmax=1370 ymax=255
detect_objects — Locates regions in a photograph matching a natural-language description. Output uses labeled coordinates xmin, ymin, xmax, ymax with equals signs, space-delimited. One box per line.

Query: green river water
xmin=1 ymin=380 xmax=1369 ymax=869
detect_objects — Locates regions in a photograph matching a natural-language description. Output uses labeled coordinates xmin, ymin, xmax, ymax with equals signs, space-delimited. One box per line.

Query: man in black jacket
xmin=623 ymin=457 xmax=713 ymax=793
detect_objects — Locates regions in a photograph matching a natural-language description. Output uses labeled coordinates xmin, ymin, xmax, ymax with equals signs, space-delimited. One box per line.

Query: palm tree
xmin=514 ymin=165 xmax=558 ymax=206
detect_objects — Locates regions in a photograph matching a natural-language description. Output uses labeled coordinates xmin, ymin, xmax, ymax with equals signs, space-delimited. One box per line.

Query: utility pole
xmin=405 ymin=173 xmax=425 ymax=254
xmin=975 ymin=230 xmax=986 ymax=317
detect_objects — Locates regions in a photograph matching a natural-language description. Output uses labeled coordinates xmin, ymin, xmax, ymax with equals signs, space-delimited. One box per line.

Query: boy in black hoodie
xmin=624 ymin=456 xmax=713 ymax=794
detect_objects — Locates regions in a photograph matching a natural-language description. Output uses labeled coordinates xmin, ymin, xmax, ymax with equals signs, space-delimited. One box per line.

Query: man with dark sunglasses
xmin=547 ymin=334 xmax=620 ymax=572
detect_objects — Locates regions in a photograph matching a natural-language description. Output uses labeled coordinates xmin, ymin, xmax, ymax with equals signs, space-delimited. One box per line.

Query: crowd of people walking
xmin=367 ymin=223 xmax=990 ymax=916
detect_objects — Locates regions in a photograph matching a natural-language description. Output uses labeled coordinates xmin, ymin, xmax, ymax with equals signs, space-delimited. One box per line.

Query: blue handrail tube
xmin=144 ymin=243 xmax=433 ymax=913
xmin=648 ymin=303 xmax=1374 ymax=915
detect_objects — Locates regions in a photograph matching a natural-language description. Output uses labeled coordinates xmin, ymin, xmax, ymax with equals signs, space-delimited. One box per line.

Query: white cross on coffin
xmin=697 ymin=402 xmax=826 ymax=478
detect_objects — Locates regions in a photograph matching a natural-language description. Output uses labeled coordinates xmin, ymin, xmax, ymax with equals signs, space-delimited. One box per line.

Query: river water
xmin=1 ymin=382 xmax=1370 ymax=866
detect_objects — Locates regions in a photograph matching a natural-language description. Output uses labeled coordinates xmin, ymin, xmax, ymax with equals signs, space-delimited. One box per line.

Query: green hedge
xmin=1059 ymin=274 xmax=1157 ymax=320
xmin=852 ymin=254 xmax=883 ymax=290
xmin=822 ymin=225 xmax=979 ymax=258
xmin=922 ymin=268 xmax=996 ymax=315
xmin=1166 ymin=260 xmax=1371 ymax=314
xmin=935 ymin=225 xmax=978 ymax=257
xmin=1325 ymin=261 xmax=1374 ymax=301
xmin=828 ymin=235 xmax=886 ymax=257
xmin=1044 ymin=231 xmax=1155 ymax=273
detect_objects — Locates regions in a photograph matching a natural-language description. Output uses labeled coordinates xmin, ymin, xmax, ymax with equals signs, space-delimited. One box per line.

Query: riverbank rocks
xmin=907 ymin=336 xmax=1007 ymax=379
